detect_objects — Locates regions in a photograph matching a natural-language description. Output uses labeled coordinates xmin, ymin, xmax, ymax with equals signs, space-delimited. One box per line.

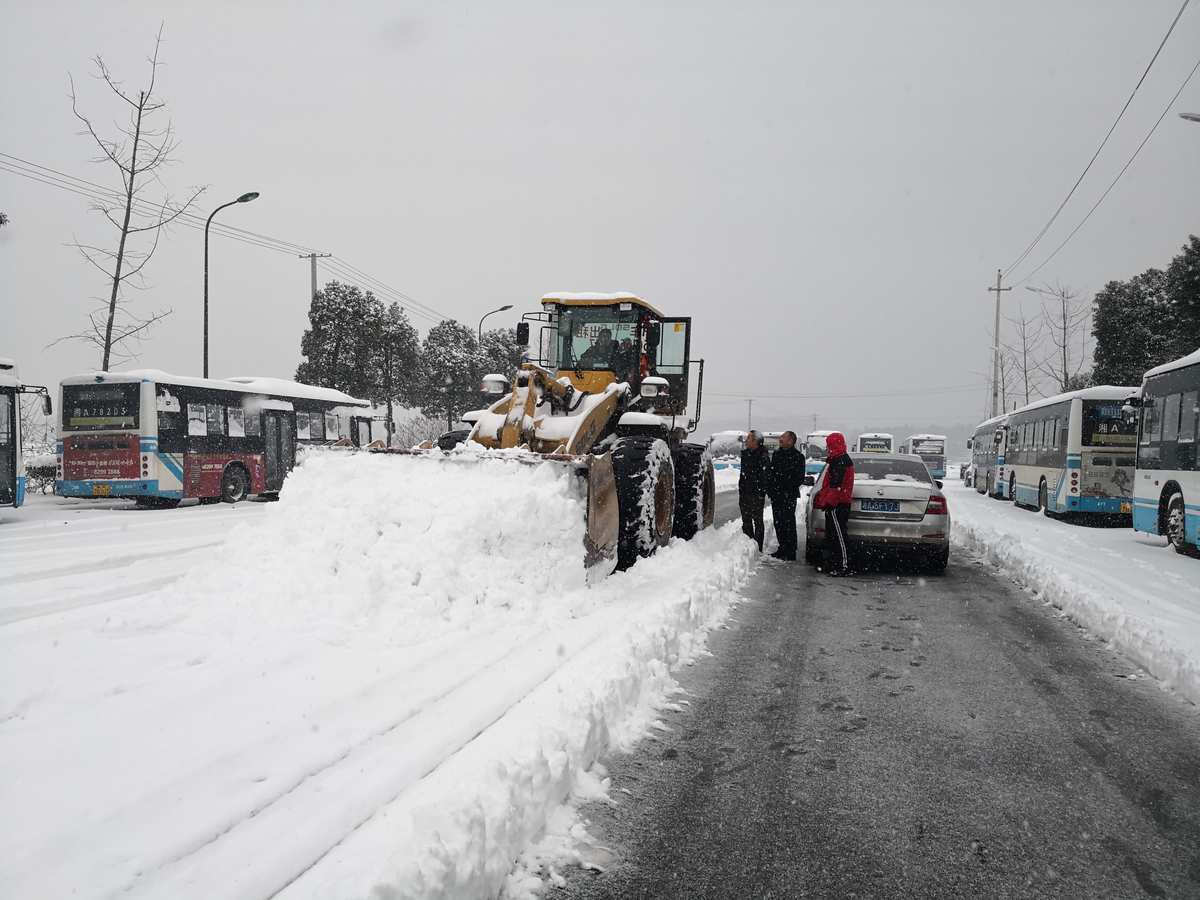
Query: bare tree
xmin=58 ymin=25 xmax=204 ymax=369
xmin=1034 ymin=282 xmax=1091 ymax=394
xmin=1002 ymin=306 xmax=1043 ymax=405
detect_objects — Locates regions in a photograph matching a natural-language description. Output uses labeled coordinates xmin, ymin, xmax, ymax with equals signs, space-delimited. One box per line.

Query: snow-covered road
xmin=947 ymin=480 xmax=1200 ymax=705
xmin=0 ymin=453 xmax=757 ymax=899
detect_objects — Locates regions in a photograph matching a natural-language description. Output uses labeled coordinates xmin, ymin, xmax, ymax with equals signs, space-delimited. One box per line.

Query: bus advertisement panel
xmin=1133 ymin=348 xmax=1200 ymax=555
xmin=56 ymin=371 xmax=370 ymax=507
xmin=1007 ymin=386 xmax=1137 ymax=517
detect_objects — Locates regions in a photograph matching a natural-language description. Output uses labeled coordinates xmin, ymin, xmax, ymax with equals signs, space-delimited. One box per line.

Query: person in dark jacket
xmin=739 ymin=430 xmax=771 ymax=551
xmin=768 ymin=430 xmax=806 ymax=560
xmin=811 ymin=431 xmax=855 ymax=575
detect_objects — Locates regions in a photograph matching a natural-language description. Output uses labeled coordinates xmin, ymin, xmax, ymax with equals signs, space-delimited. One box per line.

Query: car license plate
xmin=1120 ymin=501 xmax=1131 ymax=514
xmin=860 ymin=498 xmax=900 ymax=513
xmin=92 ymin=483 xmax=112 ymax=497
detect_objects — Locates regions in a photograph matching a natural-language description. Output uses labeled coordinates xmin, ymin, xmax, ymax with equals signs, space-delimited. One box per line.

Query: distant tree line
xmin=294 ymin=280 xmax=525 ymax=435
xmin=1091 ymin=234 xmax=1200 ymax=386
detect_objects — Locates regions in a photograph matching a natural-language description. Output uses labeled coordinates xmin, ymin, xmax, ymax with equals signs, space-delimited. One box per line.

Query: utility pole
xmin=298 ymin=252 xmax=332 ymax=302
xmin=986 ymin=268 xmax=1012 ymax=419
xmin=811 ymin=412 xmax=818 ymax=433
xmin=746 ymin=399 xmax=753 ymax=432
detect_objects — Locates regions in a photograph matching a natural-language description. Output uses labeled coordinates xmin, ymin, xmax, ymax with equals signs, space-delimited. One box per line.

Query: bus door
xmin=0 ymin=389 xmax=15 ymax=506
xmin=262 ymin=410 xmax=296 ymax=492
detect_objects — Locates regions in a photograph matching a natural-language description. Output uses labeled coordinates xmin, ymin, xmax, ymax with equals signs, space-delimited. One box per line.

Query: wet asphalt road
xmin=553 ymin=494 xmax=1200 ymax=899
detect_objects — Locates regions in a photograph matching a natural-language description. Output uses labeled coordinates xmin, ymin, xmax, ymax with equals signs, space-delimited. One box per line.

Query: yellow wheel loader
xmin=464 ymin=292 xmax=716 ymax=570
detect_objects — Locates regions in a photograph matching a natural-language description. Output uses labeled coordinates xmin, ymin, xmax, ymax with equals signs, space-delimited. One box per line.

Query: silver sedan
xmin=803 ymin=453 xmax=951 ymax=572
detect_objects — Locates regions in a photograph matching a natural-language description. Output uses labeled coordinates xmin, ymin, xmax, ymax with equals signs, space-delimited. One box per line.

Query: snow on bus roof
xmin=1010 ymin=385 xmax=1137 ymax=416
xmin=0 ymin=357 xmax=18 ymax=388
xmin=59 ymin=370 xmax=369 ymax=407
xmin=1143 ymin=346 xmax=1200 ymax=380
xmin=908 ymin=433 xmax=947 ymax=440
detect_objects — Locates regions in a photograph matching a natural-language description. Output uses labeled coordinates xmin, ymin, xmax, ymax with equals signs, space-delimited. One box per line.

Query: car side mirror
xmin=803 ymin=475 xmax=816 ymax=487
xmin=515 ymin=321 xmax=530 ymax=344
xmin=935 ymin=480 xmax=943 ymax=489
xmin=43 ymin=395 xmax=53 ymax=416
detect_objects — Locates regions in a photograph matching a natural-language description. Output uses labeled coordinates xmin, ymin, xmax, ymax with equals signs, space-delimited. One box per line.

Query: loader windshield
xmin=557 ymin=306 xmax=640 ymax=380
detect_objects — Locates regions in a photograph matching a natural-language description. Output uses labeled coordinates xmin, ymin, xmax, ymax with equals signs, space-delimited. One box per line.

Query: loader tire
xmin=672 ymin=443 xmax=716 ymax=540
xmin=612 ymin=436 xmax=675 ymax=571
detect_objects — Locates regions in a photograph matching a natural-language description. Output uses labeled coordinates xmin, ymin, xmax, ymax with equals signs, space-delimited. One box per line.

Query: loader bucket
xmin=583 ymin=452 xmax=619 ymax=568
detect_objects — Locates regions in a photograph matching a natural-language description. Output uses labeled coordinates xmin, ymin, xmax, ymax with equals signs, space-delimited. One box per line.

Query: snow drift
xmin=0 ymin=450 xmax=757 ymax=900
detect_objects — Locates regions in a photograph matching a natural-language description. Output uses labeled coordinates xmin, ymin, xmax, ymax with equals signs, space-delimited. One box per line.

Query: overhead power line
xmin=1001 ymin=0 xmax=1192 ymax=278
xmin=706 ymin=384 xmax=984 ymax=401
xmin=1011 ymin=49 xmax=1200 ymax=287
xmin=0 ymin=151 xmax=453 ymax=323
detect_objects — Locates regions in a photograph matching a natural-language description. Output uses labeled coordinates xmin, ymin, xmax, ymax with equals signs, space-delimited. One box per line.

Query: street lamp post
xmin=203 ymin=192 xmax=260 ymax=377
xmin=477 ymin=304 xmax=514 ymax=341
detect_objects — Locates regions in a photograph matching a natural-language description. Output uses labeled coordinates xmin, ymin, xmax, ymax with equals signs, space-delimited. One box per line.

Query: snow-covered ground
xmin=0 ymin=452 xmax=757 ymax=899
xmin=947 ymin=481 xmax=1200 ymax=706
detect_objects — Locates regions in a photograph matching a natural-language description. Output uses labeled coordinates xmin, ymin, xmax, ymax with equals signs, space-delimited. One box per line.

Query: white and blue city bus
xmin=854 ymin=432 xmax=894 ymax=454
xmin=1133 ymin=348 xmax=1200 ymax=555
xmin=966 ymin=414 xmax=1009 ymax=497
xmin=803 ymin=429 xmax=835 ymax=475
xmin=1 ymin=358 xmax=52 ymax=510
xmin=905 ymin=433 xmax=947 ymax=480
xmin=1007 ymin=385 xmax=1137 ymax=517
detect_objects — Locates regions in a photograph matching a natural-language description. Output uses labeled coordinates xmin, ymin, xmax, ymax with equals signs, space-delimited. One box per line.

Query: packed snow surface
xmin=948 ymin=481 xmax=1200 ymax=704
xmin=0 ymin=450 xmax=756 ymax=899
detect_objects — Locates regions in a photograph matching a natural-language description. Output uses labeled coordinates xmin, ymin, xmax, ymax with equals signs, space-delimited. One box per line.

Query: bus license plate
xmin=92 ymin=483 xmax=112 ymax=497
xmin=860 ymin=499 xmax=900 ymax=513
xmin=1120 ymin=502 xmax=1131 ymax=514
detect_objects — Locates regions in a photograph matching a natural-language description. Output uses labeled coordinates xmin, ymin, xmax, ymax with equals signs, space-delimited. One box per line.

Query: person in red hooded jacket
xmin=811 ymin=431 xmax=855 ymax=575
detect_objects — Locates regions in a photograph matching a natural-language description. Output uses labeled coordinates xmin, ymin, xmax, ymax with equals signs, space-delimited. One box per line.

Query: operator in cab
xmin=769 ymin=430 xmax=806 ymax=561
xmin=579 ymin=328 xmax=615 ymax=369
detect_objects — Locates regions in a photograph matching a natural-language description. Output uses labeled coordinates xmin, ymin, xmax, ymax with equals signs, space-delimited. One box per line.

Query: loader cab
xmin=536 ymin=293 xmax=692 ymax=416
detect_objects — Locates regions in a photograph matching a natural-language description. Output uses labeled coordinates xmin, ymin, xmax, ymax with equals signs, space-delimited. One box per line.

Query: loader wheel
xmin=612 ymin=437 xmax=675 ymax=571
xmin=672 ymin=443 xmax=715 ymax=540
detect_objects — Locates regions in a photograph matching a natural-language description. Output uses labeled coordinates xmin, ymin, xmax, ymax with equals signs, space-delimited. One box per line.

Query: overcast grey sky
xmin=2 ymin=0 xmax=1198 ymax=436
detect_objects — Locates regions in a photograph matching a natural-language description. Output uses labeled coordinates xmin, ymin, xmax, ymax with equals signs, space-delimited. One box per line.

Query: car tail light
xmin=926 ymin=494 xmax=948 ymax=516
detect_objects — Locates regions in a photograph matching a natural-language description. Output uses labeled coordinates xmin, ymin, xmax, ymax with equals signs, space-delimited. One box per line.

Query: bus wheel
xmin=1008 ymin=474 xmax=1016 ymax=503
xmin=221 ymin=466 xmax=249 ymax=504
xmin=1166 ymin=493 xmax=1198 ymax=557
xmin=1039 ymin=480 xmax=1055 ymax=518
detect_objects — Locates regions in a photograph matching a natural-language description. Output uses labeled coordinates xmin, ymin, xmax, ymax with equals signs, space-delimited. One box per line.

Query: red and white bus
xmin=56 ymin=370 xmax=372 ymax=507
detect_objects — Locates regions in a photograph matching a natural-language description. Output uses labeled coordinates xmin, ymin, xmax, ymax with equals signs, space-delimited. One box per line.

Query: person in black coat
xmin=769 ymin=430 xmax=806 ymax=560
xmin=738 ymin=430 xmax=771 ymax=551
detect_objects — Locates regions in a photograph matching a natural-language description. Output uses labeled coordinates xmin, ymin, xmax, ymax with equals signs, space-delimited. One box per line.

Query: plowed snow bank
xmin=1 ymin=451 xmax=757 ymax=900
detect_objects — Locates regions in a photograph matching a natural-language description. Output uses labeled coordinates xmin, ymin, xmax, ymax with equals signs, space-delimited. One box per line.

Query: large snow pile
xmin=0 ymin=450 xmax=757 ymax=900
xmin=948 ymin=482 xmax=1200 ymax=705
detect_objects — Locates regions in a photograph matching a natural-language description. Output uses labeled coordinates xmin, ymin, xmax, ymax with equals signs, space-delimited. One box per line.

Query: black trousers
xmin=740 ymin=492 xmax=765 ymax=550
xmin=824 ymin=504 xmax=851 ymax=570
xmin=772 ymin=495 xmax=798 ymax=558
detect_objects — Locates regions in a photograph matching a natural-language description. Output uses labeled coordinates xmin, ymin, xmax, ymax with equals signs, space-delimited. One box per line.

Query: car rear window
xmin=852 ymin=457 xmax=932 ymax=484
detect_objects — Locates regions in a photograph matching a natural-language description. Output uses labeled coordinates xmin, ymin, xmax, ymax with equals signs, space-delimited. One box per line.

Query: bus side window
xmin=245 ymin=411 xmax=262 ymax=437
xmin=1181 ymin=391 xmax=1199 ymax=443
xmin=1163 ymin=394 xmax=1181 ymax=443
xmin=206 ymin=404 xmax=225 ymax=436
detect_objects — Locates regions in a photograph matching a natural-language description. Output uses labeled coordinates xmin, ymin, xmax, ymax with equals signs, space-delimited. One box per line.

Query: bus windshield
xmin=557 ymin=306 xmax=640 ymax=376
xmin=1083 ymin=399 xmax=1136 ymax=448
xmin=62 ymin=383 xmax=140 ymax=432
